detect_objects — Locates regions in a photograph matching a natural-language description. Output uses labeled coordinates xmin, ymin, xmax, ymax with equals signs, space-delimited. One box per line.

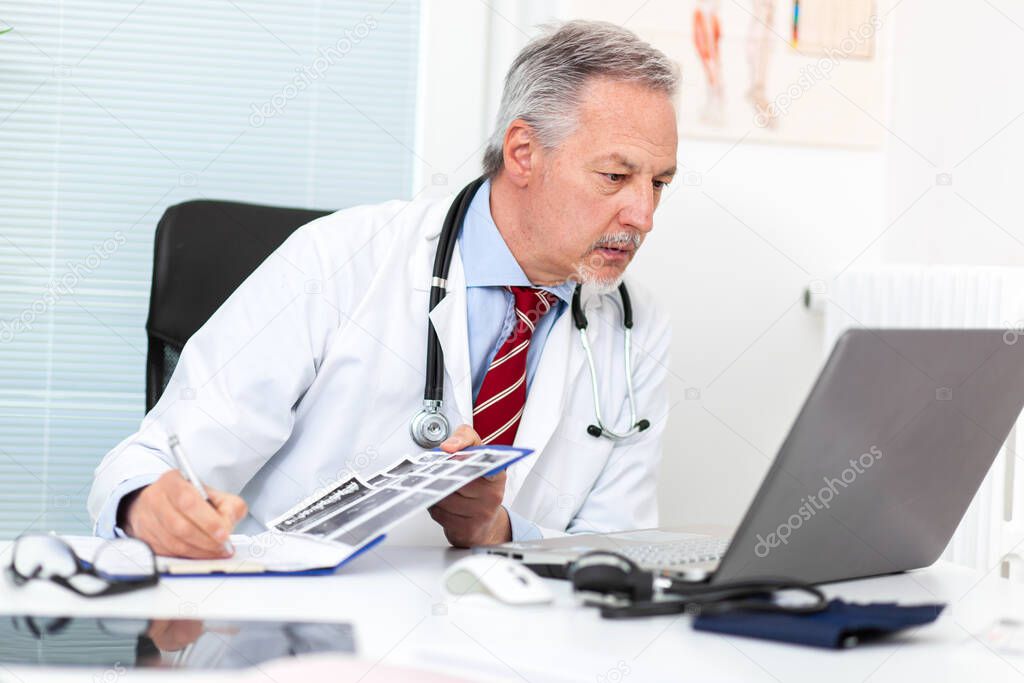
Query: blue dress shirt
xmin=459 ymin=179 xmax=575 ymax=541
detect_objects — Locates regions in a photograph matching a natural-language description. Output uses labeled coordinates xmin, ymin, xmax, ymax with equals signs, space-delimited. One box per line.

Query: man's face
xmin=522 ymin=77 xmax=678 ymax=287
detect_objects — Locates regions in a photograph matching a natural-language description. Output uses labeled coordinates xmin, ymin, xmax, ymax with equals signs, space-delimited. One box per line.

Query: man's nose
xmin=620 ymin=184 xmax=656 ymax=234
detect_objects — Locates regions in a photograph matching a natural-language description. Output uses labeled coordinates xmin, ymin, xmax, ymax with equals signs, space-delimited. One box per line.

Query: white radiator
xmin=806 ymin=266 xmax=1024 ymax=573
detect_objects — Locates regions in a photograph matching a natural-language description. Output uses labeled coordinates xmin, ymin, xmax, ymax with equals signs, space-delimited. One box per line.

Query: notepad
xmin=67 ymin=530 xmax=369 ymax=576
xmin=74 ymin=446 xmax=532 ymax=576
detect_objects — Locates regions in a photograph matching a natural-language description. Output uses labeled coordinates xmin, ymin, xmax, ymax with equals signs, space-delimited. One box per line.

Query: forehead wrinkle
xmin=597 ymin=153 xmax=639 ymax=172
xmin=594 ymin=142 xmax=677 ymax=176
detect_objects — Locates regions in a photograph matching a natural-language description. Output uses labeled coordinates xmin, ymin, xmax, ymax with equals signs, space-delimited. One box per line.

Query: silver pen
xmin=168 ymin=434 xmax=233 ymax=555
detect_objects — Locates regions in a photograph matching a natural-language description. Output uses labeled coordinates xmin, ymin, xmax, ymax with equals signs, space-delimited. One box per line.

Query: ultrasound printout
xmin=266 ymin=447 xmax=532 ymax=545
xmin=273 ymin=477 xmax=372 ymax=532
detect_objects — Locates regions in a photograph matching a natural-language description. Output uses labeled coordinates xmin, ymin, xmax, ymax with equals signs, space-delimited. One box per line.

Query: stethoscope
xmin=409 ymin=177 xmax=650 ymax=448
xmin=567 ymin=551 xmax=828 ymax=619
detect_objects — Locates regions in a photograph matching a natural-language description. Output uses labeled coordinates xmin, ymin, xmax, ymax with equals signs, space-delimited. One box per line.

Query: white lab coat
xmin=88 ymin=193 xmax=671 ymax=544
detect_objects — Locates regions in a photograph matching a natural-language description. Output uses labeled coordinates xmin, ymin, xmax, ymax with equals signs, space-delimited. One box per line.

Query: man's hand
xmin=427 ymin=425 xmax=512 ymax=548
xmin=122 ymin=470 xmax=248 ymax=559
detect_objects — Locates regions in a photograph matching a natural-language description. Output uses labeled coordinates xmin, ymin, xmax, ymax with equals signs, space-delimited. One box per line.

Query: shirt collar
xmin=458 ymin=179 xmax=576 ymax=305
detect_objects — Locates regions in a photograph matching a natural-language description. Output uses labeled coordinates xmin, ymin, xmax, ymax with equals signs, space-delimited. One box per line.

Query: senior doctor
xmin=88 ymin=20 xmax=679 ymax=558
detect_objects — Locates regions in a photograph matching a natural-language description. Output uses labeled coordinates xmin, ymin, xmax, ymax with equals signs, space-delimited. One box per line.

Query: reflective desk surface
xmin=1 ymin=542 xmax=1023 ymax=682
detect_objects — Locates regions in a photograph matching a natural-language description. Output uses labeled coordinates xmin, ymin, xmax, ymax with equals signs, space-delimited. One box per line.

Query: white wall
xmin=648 ymin=0 xmax=1024 ymax=527
xmin=880 ymin=1 xmax=1024 ymax=268
xmin=415 ymin=0 xmax=1022 ymax=529
xmin=636 ymin=140 xmax=884 ymax=527
xmin=413 ymin=0 xmax=491 ymax=194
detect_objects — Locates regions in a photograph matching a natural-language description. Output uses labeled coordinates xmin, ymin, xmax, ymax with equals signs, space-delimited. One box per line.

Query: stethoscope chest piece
xmin=410 ymin=400 xmax=450 ymax=449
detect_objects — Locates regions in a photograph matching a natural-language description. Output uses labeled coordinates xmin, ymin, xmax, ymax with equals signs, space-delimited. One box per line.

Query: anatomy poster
xmin=567 ymin=0 xmax=885 ymax=148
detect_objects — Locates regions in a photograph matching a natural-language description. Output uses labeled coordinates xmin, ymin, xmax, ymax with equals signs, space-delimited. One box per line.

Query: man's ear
xmin=500 ymin=119 xmax=538 ymax=188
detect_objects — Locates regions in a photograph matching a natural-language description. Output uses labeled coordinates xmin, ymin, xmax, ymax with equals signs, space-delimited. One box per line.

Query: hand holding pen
xmin=120 ymin=435 xmax=248 ymax=559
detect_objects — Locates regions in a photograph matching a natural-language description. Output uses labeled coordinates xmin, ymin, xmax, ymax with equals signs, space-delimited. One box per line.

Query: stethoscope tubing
xmin=424 ymin=177 xmax=486 ymax=403
xmin=411 ymin=176 xmax=648 ymax=448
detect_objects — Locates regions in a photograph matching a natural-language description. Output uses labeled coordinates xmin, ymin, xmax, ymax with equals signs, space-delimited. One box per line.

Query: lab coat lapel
xmin=506 ymin=297 xmax=588 ymax=499
xmin=426 ymin=242 xmax=473 ymax=425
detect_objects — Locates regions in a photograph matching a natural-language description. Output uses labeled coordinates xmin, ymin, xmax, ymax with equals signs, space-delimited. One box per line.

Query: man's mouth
xmin=592 ymin=237 xmax=639 ymax=259
xmin=595 ymin=243 xmax=635 ymax=253
xmin=592 ymin=244 xmax=635 ymax=263
xmin=592 ymin=231 xmax=641 ymax=251
xmin=586 ymin=232 xmax=642 ymax=266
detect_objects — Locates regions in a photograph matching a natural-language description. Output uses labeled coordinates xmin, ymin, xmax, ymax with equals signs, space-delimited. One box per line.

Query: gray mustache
xmin=592 ymin=232 xmax=642 ymax=250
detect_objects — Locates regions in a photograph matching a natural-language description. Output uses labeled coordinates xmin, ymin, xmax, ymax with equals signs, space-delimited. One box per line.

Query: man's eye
xmin=653 ymin=179 xmax=670 ymax=190
xmin=603 ymin=173 xmax=625 ymax=183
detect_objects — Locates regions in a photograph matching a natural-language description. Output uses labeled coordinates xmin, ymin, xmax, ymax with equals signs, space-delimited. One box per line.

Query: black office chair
xmin=145 ymin=199 xmax=332 ymax=411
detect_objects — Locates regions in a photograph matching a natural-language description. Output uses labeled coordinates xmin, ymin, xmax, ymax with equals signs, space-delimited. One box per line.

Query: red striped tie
xmin=473 ymin=286 xmax=559 ymax=445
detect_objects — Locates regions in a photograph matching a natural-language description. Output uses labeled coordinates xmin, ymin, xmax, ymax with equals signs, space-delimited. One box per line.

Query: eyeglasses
xmin=5 ymin=534 xmax=158 ymax=598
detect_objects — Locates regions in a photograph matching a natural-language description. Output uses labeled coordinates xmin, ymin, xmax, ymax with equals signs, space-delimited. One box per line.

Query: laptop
xmin=480 ymin=329 xmax=1024 ymax=585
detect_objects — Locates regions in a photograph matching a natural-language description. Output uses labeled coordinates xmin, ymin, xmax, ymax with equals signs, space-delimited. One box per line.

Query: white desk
xmin=2 ymin=544 xmax=1024 ymax=682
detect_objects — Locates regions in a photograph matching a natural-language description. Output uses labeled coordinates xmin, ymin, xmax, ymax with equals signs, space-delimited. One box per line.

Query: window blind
xmin=0 ymin=0 xmax=421 ymax=538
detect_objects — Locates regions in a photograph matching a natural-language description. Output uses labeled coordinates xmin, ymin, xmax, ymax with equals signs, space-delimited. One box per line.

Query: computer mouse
xmin=443 ymin=555 xmax=554 ymax=605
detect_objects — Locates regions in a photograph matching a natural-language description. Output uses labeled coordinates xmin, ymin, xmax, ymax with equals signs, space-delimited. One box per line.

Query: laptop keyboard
xmin=616 ymin=537 xmax=730 ymax=568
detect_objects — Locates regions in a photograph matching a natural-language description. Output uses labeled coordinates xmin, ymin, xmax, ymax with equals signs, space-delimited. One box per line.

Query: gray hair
xmin=482 ymin=20 xmax=679 ymax=178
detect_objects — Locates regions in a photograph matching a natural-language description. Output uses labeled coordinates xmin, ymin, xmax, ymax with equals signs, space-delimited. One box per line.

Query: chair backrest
xmin=145 ymin=199 xmax=332 ymax=411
